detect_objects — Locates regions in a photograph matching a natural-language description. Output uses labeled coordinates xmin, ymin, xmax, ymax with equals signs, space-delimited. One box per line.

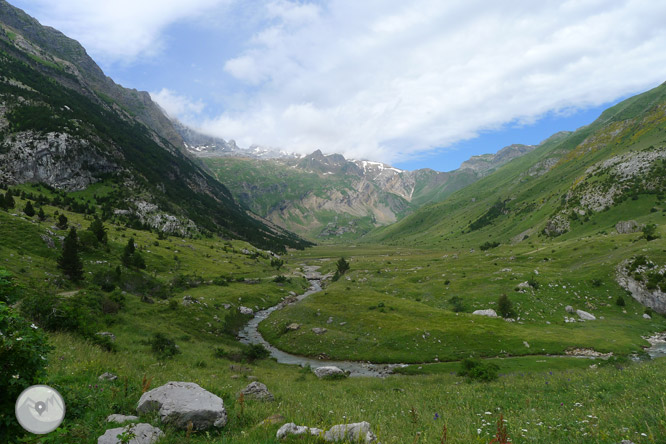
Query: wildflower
xmin=434 ymin=413 xmax=439 ymax=420
xmin=31 ymin=323 xmax=38 ymax=329
xmin=12 ymin=374 xmax=19 ymax=379
xmin=16 ymin=337 xmax=22 ymax=341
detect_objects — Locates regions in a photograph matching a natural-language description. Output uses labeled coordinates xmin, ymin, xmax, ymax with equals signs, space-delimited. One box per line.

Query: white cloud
xmin=14 ymin=0 xmax=230 ymax=62
xmin=150 ymin=88 xmax=205 ymax=123
xmin=202 ymin=0 xmax=666 ymax=163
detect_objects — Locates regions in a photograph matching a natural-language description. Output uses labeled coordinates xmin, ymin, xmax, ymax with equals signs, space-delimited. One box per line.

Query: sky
xmin=11 ymin=0 xmax=666 ymax=172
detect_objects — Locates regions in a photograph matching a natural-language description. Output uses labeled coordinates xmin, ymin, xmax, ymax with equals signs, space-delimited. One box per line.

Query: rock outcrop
xmin=472 ymin=309 xmax=498 ymax=318
xmin=136 ymin=382 xmax=227 ymax=430
xmin=239 ymin=382 xmax=274 ymax=401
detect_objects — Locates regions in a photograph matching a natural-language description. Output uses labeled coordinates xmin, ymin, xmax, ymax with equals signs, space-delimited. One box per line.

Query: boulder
xmin=136 ymin=381 xmax=227 ymax=430
xmin=472 ymin=309 xmax=498 ymax=318
xmin=643 ymin=313 xmax=652 ymax=319
xmin=325 ymin=422 xmax=379 ymax=443
xmin=616 ymin=220 xmax=643 ymax=234
xmin=99 ymin=372 xmax=118 ymax=381
xmin=286 ymin=323 xmax=300 ymax=331
xmin=239 ymin=306 xmax=254 ymax=315
xmin=313 ymin=366 xmax=347 ymax=379
xmin=97 ymin=423 xmax=163 ymax=444
xmin=565 ymin=305 xmax=575 ymax=314
xmin=312 ymin=327 xmax=328 ymax=334
xmin=277 ymin=423 xmax=323 ymax=439
xmin=576 ymin=309 xmax=596 ymax=321
xmin=239 ymin=382 xmax=274 ymax=401
xmin=517 ymin=282 xmax=531 ymax=290
xmin=106 ymin=414 xmax=139 ymax=423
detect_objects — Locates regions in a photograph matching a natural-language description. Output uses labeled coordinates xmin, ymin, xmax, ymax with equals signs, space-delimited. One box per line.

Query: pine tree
xmin=88 ymin=216 xmax=108 ymax=244
xmin=23 ymin=201 xmax=35 ymax=217
xmin=57 ymin=214 xmax=68 ymax=229
xmin=0 ymin=193 xmax=6 ymax=210
xmin=57 ymin=227 xmax=83 ymax=281
xmin=122 ymin=237 xmax=145 ymax=269
xmin=5 ymin=189 xmax=15 ymax=209
xmin=37 ymin=207 xmax=46 ymax=221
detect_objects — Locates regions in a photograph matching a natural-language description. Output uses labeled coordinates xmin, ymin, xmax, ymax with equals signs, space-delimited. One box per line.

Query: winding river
xmin=239 ymin=267 xmax=666 ymax=376
xmin=238 ymin=266 xmax=404 ymax=377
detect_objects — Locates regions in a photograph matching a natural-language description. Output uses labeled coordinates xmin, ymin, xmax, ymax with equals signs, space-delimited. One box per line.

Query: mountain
xmin=184 ymin=126 xmax=537 ymax=239
xmin=0 ymin=1 xmax=310 ymax=252
xmin=369 ymin=82 xmax=666 ymax=248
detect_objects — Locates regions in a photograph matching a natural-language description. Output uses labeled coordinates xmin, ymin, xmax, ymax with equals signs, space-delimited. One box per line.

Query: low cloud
xmin=150 ymin=88 xmax=205 ymax=123
xmin=204 ymin=0 xmax=666 ymax=163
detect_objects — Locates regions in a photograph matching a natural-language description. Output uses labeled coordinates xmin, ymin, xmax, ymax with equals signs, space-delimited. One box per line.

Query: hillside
xmin=198 ymin=144 xmax=535 ymax=240
xmin=369 ymin=82 xmax=666 ymax=248
xmin=0 ymin=2 xmax=309 ymax=252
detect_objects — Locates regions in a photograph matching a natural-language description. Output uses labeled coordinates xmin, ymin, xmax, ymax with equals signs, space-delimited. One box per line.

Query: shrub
xmin=497 ymin=294 xmax=516 ymax=318
xmin=168 ymin=299 xmax=179 ymax=310
xmin=480 ymin=241 xmax=500 ymax=251
xmin=590 ymin=278 xmax=603 ymax=287
xmin=150 ymin=333 xmax=180 ymax=359
xmin=616 ymin=295 xmax=626 ymax=306
xmin=56 ymin=213 xmax=68 ymax=229
xmin=23 ymin=200 xmax=35 ymax=217
xmin=642 ymin=224 xmax=659 ymax=241
xmin=457 ymin=358 xmax=499 ymax=382
xmin=527 ymin=276 xmax=540 ymax=290
xmin=57 ymin=227 xmax=83 ymax=281
xmin=0 ymin=302 xmax=52 ymax=443
xmin=78 ymin=229 xmax=99 ymax=251
xmin=448 ymin=296 xmax=465 ymax=313
xmin=270 ymin=258 xmax=284 ymax=270
xmin=273 ymin=275 xmax=289 ymax=283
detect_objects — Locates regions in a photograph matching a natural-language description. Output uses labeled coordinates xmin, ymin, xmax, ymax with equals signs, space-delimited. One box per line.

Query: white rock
xmin=472 ymin=309 xmax=498 ymax=318
xmin=643 ymin=313 xmax=652 ymax=319
xmin=325 ymin=422 xmax=378 ymax=443
xmin=312 ymin=327 xmax=328 ymax=334
xmin=239 ymin=306 xmax=254 ymax=315
xmin=97 ymin=423 xmax=163 ymax=444
xmin=576 ymin=309 xmax=596 ymax=321
xmin=277 ymin=423 xmax=323 ymax=439
xmin=99 ymin=372 xmax=118 ymax=381
xmin=106 ymin=414 xmax=139 ymax=423
xmin=239 ymin=382 xmax=274 ymax=401
xmin=136 ymin=381 xmax=227 ymax=430
xmin=565 ymin=306 xmax=575 ymax=313
xmin=313 ymin=366 xmax=347 ymax=379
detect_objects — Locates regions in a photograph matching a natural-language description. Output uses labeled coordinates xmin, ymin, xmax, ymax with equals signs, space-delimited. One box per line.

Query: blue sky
xmin=11 ymin=0 xmax=666 ymax=172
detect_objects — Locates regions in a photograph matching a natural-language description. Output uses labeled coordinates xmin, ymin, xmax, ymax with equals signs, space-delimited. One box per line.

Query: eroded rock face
xmin=0 ymin=131 xmax=118 ymax=191
xmin=617 ymin=261 xmax=666 ymax=314
xmin=544 ymin=214 xmax=570 ymax=237
xmin=97 ymin=423 xmax=163 ymax=444
xmin=136 ymin=382 xmax=227 ymax=430
xmin=616 ymin=220 xmax=643 ymax=234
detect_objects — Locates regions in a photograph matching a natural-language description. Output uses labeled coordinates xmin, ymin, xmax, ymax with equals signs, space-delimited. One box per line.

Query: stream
xmin=238 ymin=266 xmax=404 ymax=377
xmin=238 ymin=267 xmax=666 ymax=377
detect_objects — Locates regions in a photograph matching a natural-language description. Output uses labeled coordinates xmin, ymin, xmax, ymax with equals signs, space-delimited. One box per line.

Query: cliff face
xmin=0 ymin=0 xmax=185 ymax=150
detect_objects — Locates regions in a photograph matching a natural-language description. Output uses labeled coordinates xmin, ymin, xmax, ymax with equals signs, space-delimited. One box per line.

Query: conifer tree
xmin=88 ymin=216 xmax=108 ymax=244
xmin=57 ymin=227 xmax=83 ymax=281
xmin=4 ymin=189 xmax=15 ymax=209
xmin=37 ymin=207 xmax=46 ymax=221
xmin=23 ymin=201 xmax=35 ymax=217
xmin=57 ymin=214 xmax=68 ymax=229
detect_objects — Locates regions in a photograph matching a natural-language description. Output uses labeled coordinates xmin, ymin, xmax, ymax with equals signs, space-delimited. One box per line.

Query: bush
xmin=527 ymin=276 xmax=540 ymax=290
xmin=213 ymin=343 xmax=270 ymax=363
xmin=150 ymin=333 xmax=180 ymax=359
xmin=0 ymin=302 xmax=52 ymax=443
xmin=273 ymin=275 xmax=289 ymax=283
xmin=448 ymin=296 xmax=465 ymax=312
xmin=616 ymin=295 xmax=626 ymax=306
xmin=590 ymin=278 xmax=603 ymax=287
xmin=642 ymin=224 xmax=659 ymax=241
xmin=497 ymin=294 xmax=516 ymax=318
xmin=457 ymin=358 xmax=499 ymax=382
xmin=480 ymin=241 xmax=500 ymax=251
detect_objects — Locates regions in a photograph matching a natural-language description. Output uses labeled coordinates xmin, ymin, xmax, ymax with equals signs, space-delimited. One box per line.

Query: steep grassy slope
xmin=368 ymin=82 xmax=666 ymax=248
xmin=0 ymin=30 xmax=309 ymax=251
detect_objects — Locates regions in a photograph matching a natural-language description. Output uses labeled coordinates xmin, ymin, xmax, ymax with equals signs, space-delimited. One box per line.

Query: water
xmin=238 ymin=267 xmax=403 ymax=377
xmin=646 ymin=335 xmax=666 ymax=359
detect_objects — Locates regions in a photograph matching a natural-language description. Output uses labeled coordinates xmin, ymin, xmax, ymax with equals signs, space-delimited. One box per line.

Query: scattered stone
xmin=313 ymin=366 xmax=347 ymax=379
xmin=106 ymin=414 xmax=139 ymax=423
xmin=615 ymin=220 xmax=643 ymax=234
xmin=576 ymin=309 xmax=596 ymax=321
xmin=96 ymin=332 xmax=116 ymax=342
xmin=286 ymin=323 xmax=300 ymax=331
xmin=222 ymin=304 xmax=231 ymax=310
xmin=565 ymin=348 xmax=613 ymax=358
xmin=97 ymin=423 xmax=163 ymax=444
xmin=99 ymin=372 xmax=118 ymax=381
xmin=327 ymin=316 xmax=334 ymax=324
xmin=136 ymin=381 xmax=227 ymax=430
xmin=239 ymin=306 xmax=254 ymax=315
xmin=523 ymin=341 xmax=530 ymax=348
xmin=643 ymin=313 xmax=652 ymax=319
xmin=246 ymin=375 xmax=258 ymax=381
xmin=312 ymin=327 xmax=328 ymax=334
xmin=239 ymin=382 xmax=274 ymax=401
xmin=325 ymin=422 xmax=379 ymax=443
xmin=182 ymin=295 xmax=200 ymax=306
xmin=517 ymin=282 xmax=531 ymax=290
xmin=277 ymin=423 xmax=323 ymax=439
xmin=565 ymin=305 xmax=575 ymax=313
xmin=472 ymin=309 xmax=498 ymax=318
